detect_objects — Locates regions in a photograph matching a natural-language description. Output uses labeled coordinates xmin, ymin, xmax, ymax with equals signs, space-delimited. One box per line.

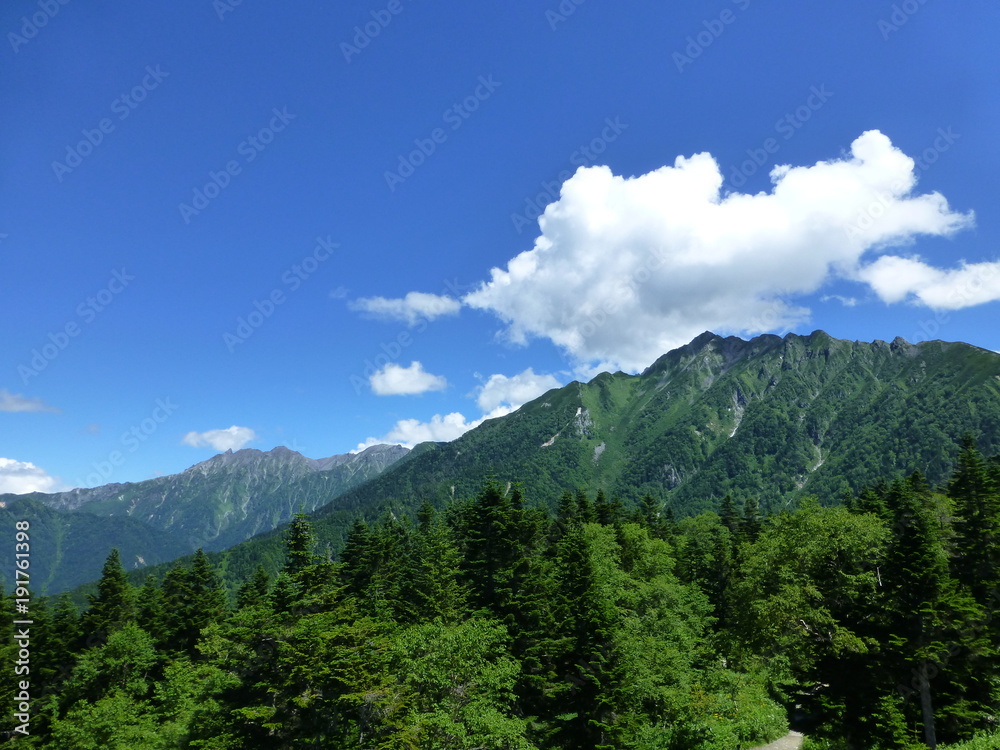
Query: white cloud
xmin=0 ymin=458 xmax=64 ymax=494
xmin=462 ymin=130 xmax=974 ymax=372
xmin=857 ymin=256 xmax=1000 ymax=310
xmin=475 ymin=368 xmax=562 ymax=415
xmin=182 ymin=425 xmax=257 ymax=452
xmin=355 ymin=412 xmax=479 ymax=451
xmin=820 ymin=294 xmax=859 ymax=307
xmin=355 ymin=367 xmax=562 ymax=451
xmin=370 ymin=361 xmax=448 ymax=396
xmin=350 ymin=291 xmax=461 ymax=326
xmin=0 ymin=389 xmax=59 ymax=413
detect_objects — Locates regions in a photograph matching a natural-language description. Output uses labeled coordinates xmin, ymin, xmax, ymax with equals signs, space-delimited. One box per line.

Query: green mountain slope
xmin=316 ymin=331 xmax=1000 ymax=519
xmin=130 ymin=330 xmax=1000 ymax=595
xmin=0 ymin=444 xmax=408 ymax=594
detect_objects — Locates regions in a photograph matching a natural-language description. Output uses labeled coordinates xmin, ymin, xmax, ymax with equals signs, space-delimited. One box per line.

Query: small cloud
xmin=0 ymin=389 xmax=60 ymax=413
xmin=355 ymin=367 xmax=563 ymax=452
xmin=820 ymin=294 xmax=859 ymax=307
xmin=85 ymin=424 xmax=101 ymax=435
xmin=856 ymin=256 xmax=1000 ymax=310
xmin=370 ymin=361 xmax=448 ymax=396
xmin=475 ymin=368 xmax=562 ymax=415
xmin=354 ymin=412 xmax=479 ymax=451
xmin=0 ymin=457 xmax=66 ymax=494
xmin=350 ymin=291 xmax=461 ymax=326
xmin=329 ymin=286 xmax=350 ymax=299
xmin=182 ymin=425 xmax=257 ymax=452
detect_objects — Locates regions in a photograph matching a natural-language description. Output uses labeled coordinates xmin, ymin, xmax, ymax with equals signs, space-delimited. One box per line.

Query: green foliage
xmin=940 ymin=732 xmax=1000 ymax=750
xmin=14 ymin=440 xmax=1000 ymax=749
xmin=388 ymin=620 xmax=536 ymax=749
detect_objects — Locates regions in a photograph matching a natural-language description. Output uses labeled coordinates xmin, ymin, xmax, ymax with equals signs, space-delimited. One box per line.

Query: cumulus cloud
xmin=350 ymin=291 xmax=461 ymax=326
xmin=0 ymin=458 xmax=65 ymax=494
xmin=857 ymin=256 xmax=1000 ymax=310
xmin=354 ymin=412 xmax=478 ymax=451
xmin=475 ymin=368 xmax=562 ymax=417
xmin=462 ymin=130 xmax=974 ymax=371
xmin=370 ymin=361 xmax=448 ymax=396
xmin=355 ymin=367 xmax=562 ymax=450
xmin=182 ymin=425 xmax=257 ymax=452
xmin=0 ymin=389 xmax=59 ymax=413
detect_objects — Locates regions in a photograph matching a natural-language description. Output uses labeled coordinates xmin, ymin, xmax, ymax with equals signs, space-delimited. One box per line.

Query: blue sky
xmin=2 ymin=0 xmax=999 ymax=492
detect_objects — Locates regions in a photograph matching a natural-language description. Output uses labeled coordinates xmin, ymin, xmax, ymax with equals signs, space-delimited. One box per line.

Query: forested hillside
xmin=122 ymin=331 xmax=1000 ymax=598
xmin=312 ymin=331 xmax=1000 ymax=520
xmin=3 ymin=437 xmax=999 ymax=749
xmin=0 ymin=444 xmax=408 ymax=594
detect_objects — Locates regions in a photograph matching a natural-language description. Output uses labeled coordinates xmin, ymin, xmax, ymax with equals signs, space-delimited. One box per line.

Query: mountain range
xmin=0 ymin=443 xmax=408 ymax=593
xmin=6 ymin=329 xmax=1000 ymax=596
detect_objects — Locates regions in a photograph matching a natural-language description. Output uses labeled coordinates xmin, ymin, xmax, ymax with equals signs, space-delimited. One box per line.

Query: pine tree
xmin=82 ymin=549 xmax=135 ymax=644
xmin=551 ymin=490 xmax=579 ymax=542
xmin=636 ymin=493 xmax=669 ymax=539
xmin=949 ymin=435 xmax=1000 ymax=602
xmin=576 ymin=488 xmax=595 ymax=524
xmin=283 ymin=513 xmax=336 ymax=607
xmin=236 ymin=565 xmax=271 ymax=610
xmin=460 ymin=480 xmax=523 ymax=616
xmin=284 ymin=513 xmax=318 ymax=583
xmin=407 ymin=517 xmax=467 ymax=623
xmin=881 ymin=474 xmax=988 ymax=749
xmin=594 ymin=489 xmax=617 ymax=525
xmin=742 ymin=496 xmax=763 ymax=542
xmin=339 ymin=517 xmax=376 ymax=599
xmin=135 ymin=575 xmax=167 ymax=647
xmin=416 ymin=499 xmax=436 ymax=530
xmin=548 ymin=525 xmax=623 ymax=749
xmin=719 ymin=494 xmax=741 ymax=534
xmin=188 ymin=549 xmax=228 ymax=640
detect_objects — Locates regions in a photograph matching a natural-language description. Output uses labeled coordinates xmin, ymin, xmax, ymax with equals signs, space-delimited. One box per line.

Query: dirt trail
xmin=748 ymin=730 xmax=805 ymax=750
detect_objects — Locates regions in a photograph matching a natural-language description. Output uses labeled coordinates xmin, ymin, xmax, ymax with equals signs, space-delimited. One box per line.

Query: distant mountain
xmin=27 ymin=330 xmax=1000 ymax=597
xmin=128 ymin=330 xmax=1000 ymax=599
xmin=0 ymin=444 xmax=408 ymax=594
xmin=312 ymin=331 xmax=1000 ymax=520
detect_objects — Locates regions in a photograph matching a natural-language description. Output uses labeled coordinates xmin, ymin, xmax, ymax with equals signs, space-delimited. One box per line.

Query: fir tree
xmin=135 ymin=575 xmax=167 ymax=647
xmin=882 ymin=474 xmax=988 ymax=748
xmin=949 ymin=435 xmax=1000 ymax=603
xmin=236 ymin=565 xmax=271 ymax=610
xmin=742 ymin=496 xmax=763 ymax=542
xmin=719 ymin=494 xmax=741 ymax=535
xmin=82 ymin=549 xmax=135 ymax=644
